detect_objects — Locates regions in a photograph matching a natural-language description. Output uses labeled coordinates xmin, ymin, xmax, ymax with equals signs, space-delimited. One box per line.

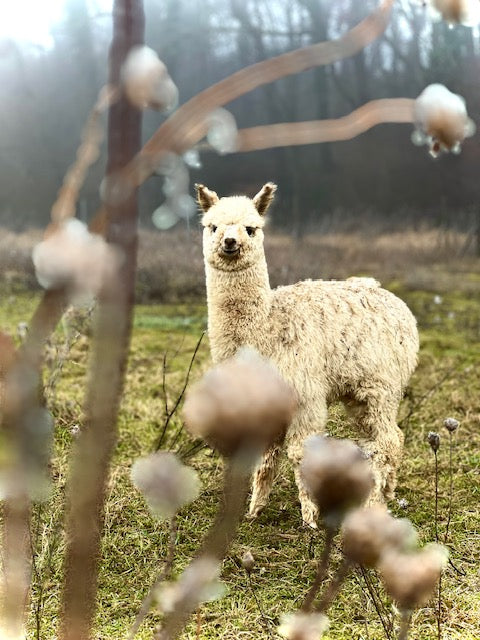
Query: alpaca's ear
xmin=195 ymin=184 xmax=219 ymax=212
xmin=253 ymin=182 xmax=277 ymax=216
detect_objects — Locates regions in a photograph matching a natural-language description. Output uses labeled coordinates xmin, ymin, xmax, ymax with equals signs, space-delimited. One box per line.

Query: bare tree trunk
xmin=60 ymin=2 xmax=144 ymax=639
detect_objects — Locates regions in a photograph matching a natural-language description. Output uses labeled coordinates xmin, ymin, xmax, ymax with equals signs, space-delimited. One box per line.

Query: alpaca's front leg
xmin=287 ymin=401 xmax=328 ymax=528
xmin=248 ymin=444 xmax=282 ymax=518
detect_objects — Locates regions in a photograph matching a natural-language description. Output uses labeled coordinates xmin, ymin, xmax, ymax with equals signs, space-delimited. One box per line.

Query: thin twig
xmin=156 ymin=332 xmax=205 ymax=451
xmin=444 ymin=431 xmax=455 ymax=543
xmin=400 ymin=365 xmax=458 ymax=429
xmin=437 ymin=574 xmax=442 ymax=640
xmin=301 ymin=527 xmax=335 ymax=611
xmin=247 ymin=572 xmax=274 ymax=634
xmin=316 ymin=557 xmax=352 ymax=613
xmin=434 ymin=450 xmax=439 ymax=543
xmin=154 ymin=449 xmax=256 ymax=640
xmin=234 ymin=99 xmax=414 ymax=152
xmin=128 ymin=516 xmax=178 ymax=639
xmin=359 ymin=567 xmax=394 ymax=640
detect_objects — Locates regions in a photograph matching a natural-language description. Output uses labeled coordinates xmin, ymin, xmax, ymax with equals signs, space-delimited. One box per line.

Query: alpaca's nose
xmin=224 ymin=236 xmax=237 ymax=250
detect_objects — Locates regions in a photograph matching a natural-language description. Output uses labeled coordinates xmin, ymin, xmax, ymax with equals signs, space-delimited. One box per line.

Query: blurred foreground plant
xmin=146 ymin=348 xmax=296 ymax=639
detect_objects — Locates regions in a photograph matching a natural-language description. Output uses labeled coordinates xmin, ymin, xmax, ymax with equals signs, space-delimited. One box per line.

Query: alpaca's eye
xmin=246 ymin=226 xmax=256 ymax=237
xmin=211 ymin=225 xmax=217 ymax=233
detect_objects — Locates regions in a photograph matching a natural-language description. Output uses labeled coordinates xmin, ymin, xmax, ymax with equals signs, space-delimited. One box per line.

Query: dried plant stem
xmin=316 ymin=557 xmax=352 ymax=613
xmin=154 ymin=449 xmax=256 ymax=640
xmin=359 ymin=567 xmax=393 ymax=640
xmin=235 ymin=99 xmax=414 ymax=152
xmin=444 ymin=432 xmax=455 ymax=543
xmin=157 ymin=331 xmax=205 ymax=451
xmin=301 ymin=527 xmax=335 ymax=611
xmin=1 ymin=290 xmax=68 ymax=638
xmin=138 ymin=0 xmax=394 ymax=161
xmin=437 ymin=574 xmax=442 ymax=640
xmin=128 ymin=516 xmax=178 ymax=639
xmin=59 ymin=2 xmax=144 ymax=639
xmin=1 ymin=495 xmax=31 ymax=639
xmin=50 ymin=85 xmax=118 ymax=226
xmin=246 ymin=572 xmax=273 ymax=634
xmin=434 ymin=450 xmax=439 ymax=543
xmin=398 ymin=609 xmax=412 ymax=640
xmin=83 ymin=0 xmax=393 ymax=225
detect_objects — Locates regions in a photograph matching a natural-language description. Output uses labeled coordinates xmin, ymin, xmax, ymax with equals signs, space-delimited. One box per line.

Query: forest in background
xmin=1 ymin=0 xmax=479 ymax=235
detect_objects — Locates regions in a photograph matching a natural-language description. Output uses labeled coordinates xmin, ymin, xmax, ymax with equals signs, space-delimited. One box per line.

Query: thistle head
xmin=183 ymin=348 xmax=296 ymax=459
xmin=342 ymin=506 xmax=417 ymax=568
xmin=300 ymin=436 xmax=374 ymax=529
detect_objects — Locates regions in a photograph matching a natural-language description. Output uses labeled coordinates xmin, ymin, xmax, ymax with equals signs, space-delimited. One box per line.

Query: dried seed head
xmin=32 ymin=219 xmax=121 ymax=303
xmin=425 ymin=0 xmax=480 ymax=25
xmin=241 ymin=550 xmax=255 ymax=574
xmin=397 ymin=498 xmax=409 ymax=510
xmin=121 ymin=46 xmax=178 ymax=111
xmin=183 ymin=348 xmax=296 ymax=458
xmin=427 ymin=431 xmax=441 ymax=453
xmin=379 ymin=544 xmax=449 ymax=609
xmin=412 ymin=84 xmax=475 ymax=157
xmin=156 ymin=556 xmax=225 ymax=613
xmin=342 ymin=506 xmax=417 ymax=568
xmin=277 ymin=612 xmax=329 ymax=640
xmin=443 ymin=417 xmax=459 ymax=433
xmin=300 ymin=436 xmax=374 ymax=529
xmin=131 ymin=451 xmax=200 ymax=521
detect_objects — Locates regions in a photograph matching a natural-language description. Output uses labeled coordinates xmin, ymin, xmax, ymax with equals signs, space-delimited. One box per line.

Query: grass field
xmin=0 ymin=288 xmax=478 ymax=639
xmin=0 ymin=234 xmax=479 ymax=639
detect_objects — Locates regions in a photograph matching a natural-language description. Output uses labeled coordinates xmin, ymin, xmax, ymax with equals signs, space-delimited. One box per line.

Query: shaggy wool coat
xmin=196 ymin=183 xmax=419 ymax=527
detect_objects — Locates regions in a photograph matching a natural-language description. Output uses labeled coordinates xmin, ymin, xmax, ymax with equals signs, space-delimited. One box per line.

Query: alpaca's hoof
xmin=247 ymin=505 xmax=264 ymax=520
xmin=303 ymin=519 xmax=318 ymax=530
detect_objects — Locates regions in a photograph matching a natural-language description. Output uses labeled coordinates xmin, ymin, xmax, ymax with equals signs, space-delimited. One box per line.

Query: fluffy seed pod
xmin=427 ymin=431 xmax=440 ymax=453
xmin=121 ymin=46 xmax=178 ymax=111
xmin=425 ymin=0 xmax=480 ymax=26
xmin=241 ymin=550 xmax=255 ymax=574
xmin=300 ymin=436 xmax=374 ymax=529
xmin=443 ymin=417 xmax=459 ymax=433
xmin=183 ymin=348 xmax=296 ymax=458
xmin=156 ymin=556 xmax=224 ymax=613
xmin=379 ymin=544 xmax=448 ymax=609
xmin=277 ymin=612 xmax=329 ymax=640
xmin=342 ymin=506 xmax=417 ymax=568
xmin=412 ymin=84 xmax=475 ymax=157
xmin=131 ymin=451 xmax=200 ymax=520
xmin=32 ymin=219 xmax=120 ymax=303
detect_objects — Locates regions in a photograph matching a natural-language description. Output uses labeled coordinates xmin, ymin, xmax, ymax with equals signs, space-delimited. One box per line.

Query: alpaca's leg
xmin=347 ymin=389 xmax=404 ymax=503
xmin=248 ymin=443 xmax=282 ymax=518
xmin=287 ymin=401 xmax=328 ymax=528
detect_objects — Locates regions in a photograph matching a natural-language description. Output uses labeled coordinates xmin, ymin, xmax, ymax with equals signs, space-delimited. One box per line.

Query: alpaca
xmin=196 ymin=182 xmax=419 ymax=527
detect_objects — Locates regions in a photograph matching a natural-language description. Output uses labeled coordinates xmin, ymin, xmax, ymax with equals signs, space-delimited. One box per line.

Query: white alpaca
xmin=196 ymin=182 xmax=419 ymax=527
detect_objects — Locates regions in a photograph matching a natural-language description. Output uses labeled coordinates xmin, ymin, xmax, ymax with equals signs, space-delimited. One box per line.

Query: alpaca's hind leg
xmin=287 ymin=401 xmax=328 ymax=528
xmin=348 ymin=390 xmax=404 ymax=503
xmin=248 ymin=443 xmax=282 ymax=518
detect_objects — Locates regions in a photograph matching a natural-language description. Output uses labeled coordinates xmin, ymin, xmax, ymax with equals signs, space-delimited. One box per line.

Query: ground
xmin=0 ymin=239 xmax=479 ymax=639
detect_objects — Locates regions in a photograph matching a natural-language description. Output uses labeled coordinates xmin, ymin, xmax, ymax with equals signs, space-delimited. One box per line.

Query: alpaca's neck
xmin=205 ymin=256 xmax=271 ymax=362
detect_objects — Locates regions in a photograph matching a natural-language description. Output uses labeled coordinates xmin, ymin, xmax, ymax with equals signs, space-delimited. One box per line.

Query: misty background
xmin=1 ymin=0 xmax=479 ymax=236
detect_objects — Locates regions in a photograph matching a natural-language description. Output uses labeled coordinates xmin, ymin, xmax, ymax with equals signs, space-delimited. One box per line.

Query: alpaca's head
xmin=196 ymin=183 xmax=276 ymax=271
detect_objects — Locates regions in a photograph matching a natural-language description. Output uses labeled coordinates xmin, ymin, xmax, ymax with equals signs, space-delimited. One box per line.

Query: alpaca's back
xmin=256 ymin=278 xmax=418 ymax=404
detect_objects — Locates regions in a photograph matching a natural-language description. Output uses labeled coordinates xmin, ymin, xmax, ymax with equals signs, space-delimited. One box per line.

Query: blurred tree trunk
xmin=60 ymin=1 xmax=144 ymax=639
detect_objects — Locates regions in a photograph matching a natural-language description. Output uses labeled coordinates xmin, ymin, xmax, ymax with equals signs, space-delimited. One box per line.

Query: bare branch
xmin=234 ymin=98 xmax=415 ymax=151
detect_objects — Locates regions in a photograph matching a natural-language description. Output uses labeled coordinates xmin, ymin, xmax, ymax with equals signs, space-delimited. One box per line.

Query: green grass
xmin=1 ymin=287 xmax=479 ymax=639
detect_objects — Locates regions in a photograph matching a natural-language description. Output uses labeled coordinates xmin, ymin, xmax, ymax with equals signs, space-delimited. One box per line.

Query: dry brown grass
xmin=2 ymin=225 xmax=480 ymax=300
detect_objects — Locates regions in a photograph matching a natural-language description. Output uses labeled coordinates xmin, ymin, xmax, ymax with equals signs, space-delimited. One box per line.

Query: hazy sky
xmin=0 ymin=0 xmax=112 ymax=47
